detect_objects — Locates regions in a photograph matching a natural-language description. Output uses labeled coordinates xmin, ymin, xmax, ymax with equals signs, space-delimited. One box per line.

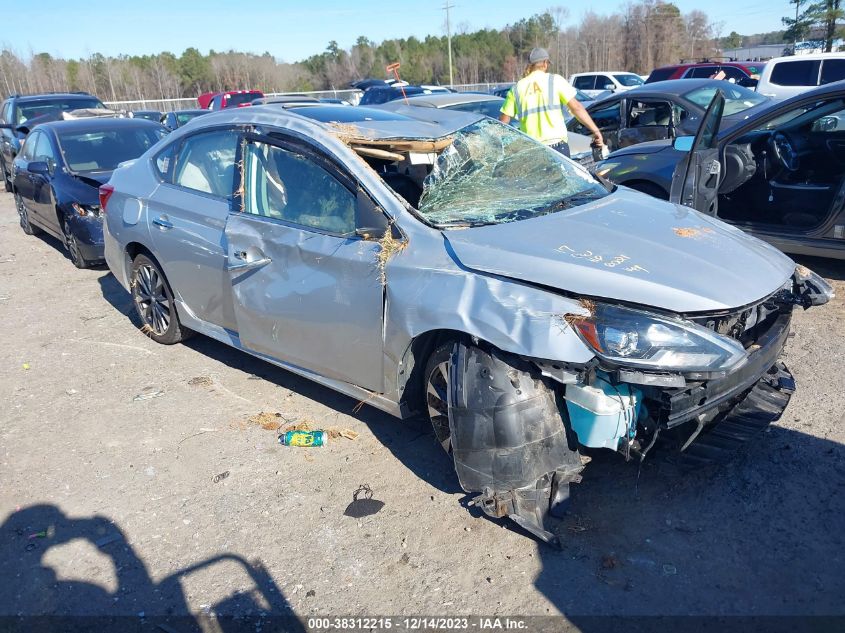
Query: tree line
xmin=1 ymin=1 xmax=720 ymax=104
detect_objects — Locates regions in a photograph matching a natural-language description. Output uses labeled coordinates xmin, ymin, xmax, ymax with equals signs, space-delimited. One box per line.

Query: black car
xmin=567 ymin=79 xmax=770 ymax=153
xmin=359 ymin=85 xmax=450 ymax=106
xmin=596 ymin=80 xmax=845 ymax=260
xmin=131 ymin=110 xmax=162 ymax=122
xmin=160 ymin=109 xmax=209 ymax=131
xmin=12 ymin=118 xmax=166 ymax=268
xmin=0 ymin=92 xmax=105 ymax=192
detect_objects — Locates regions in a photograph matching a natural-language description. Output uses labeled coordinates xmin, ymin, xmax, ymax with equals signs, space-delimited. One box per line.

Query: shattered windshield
xmin=417 ymin=119 xmax=607 ymax=227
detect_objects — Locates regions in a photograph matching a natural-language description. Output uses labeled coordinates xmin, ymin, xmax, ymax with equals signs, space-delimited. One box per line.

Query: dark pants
xmin=548 ymin=141 xmax=571 ymax=158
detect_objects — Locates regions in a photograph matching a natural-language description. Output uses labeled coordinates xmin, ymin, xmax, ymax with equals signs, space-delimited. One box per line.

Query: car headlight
xmin=569 ymin=303 xmax=747 ymax=373
xmin=71 ymin=202 xmax=101 ymax=218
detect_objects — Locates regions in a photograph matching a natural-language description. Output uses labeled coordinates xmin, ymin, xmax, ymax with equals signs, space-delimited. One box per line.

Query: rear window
xmin=445 ymin=99 xmax=504 ymax=119
xmin=820 ymin=59 xmax=845 ymax=85
xmin=684 ymin=84 xmax=768 ymax=116
xmin=14 ymin=98 xmax=105 ymax=125
xmin=770 ymin=60 xmax=821 ymax=86
xmin=57 ymin=126 xmax=166 ymax=172
xmin=645 ymin=67 xmax=676 ymax=83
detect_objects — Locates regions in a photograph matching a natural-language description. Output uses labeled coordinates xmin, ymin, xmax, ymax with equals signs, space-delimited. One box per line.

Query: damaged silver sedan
xmin=101 ymin=103 xmax=833 ymax=545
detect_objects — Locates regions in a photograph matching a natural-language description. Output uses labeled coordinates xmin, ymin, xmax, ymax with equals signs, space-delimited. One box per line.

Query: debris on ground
xmin=188 ymin=376 xmax=214 ymax=387
xmin=212 ymin=470 xmax=230 ymax=484
xmin=343 ymin=484 xmax=385 ymax=518
xmin=279 ymin=430 xmax=327 ymax=447
xmin=22 ymin=363 xmax=30 ymax=370
xmin=65 ymin=389 xmax=78 ymax=396
xmin=133 ymin=387 xmax=165 ymax=401
xmin=241 ymin=412 xmax=299 ymax=431
xmin=327 ymin=427 xmax=359 ymax=441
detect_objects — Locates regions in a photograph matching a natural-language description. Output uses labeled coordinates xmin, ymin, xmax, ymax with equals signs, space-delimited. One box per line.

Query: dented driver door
xmin=224 ymin=135 xmax=386 ymax=392
xmin=670 ymin=90 xmax=725 ymax=216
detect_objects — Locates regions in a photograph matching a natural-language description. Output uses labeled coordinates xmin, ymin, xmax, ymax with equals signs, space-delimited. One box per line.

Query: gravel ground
xmin=0 ymin=189 xmax=843 ymax=629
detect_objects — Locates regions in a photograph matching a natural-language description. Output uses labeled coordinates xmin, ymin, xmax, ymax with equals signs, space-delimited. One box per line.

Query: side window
xmin=820 ymin=59 xmax=845 ymax=85
xmin=720 ymin=66 xmax=749 ymax=82
xmin=173 ymin=130 xmax=239 ymax=197
xmin=687 ymin=65 xmax=718 ymax=78
xmin=33 ymin=133 xmax=56 ymax=170
xmin=590 ymin=102 xmax=622 ymax=131
xmin=596 ymin=75 xmax=614 ymax=90
xmin=628 ymin=100 xmax=672 ymax=127
xmin=573 ymin=75 xmax=596 ymax=91
xmin=154 ymin=142 xmax=177 ymax=181
xmin=770 ymin=60 xmax=821 ymax=86
xmin=20 ymin=131 xmax=39 ymax=161
xmin=242 ymin=140 xmax=356 ymax=235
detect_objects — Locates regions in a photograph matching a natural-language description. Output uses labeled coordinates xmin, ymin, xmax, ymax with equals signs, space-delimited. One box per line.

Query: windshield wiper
xmin=435 ymin=219 xmax=500 ymax=229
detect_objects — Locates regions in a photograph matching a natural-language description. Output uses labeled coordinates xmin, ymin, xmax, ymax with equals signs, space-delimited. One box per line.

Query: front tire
xmin=1 ymin=158 xmax=11 ymax=192
xmin=130 ymin=254 xmax=190 ymax=345
xmin=63 ymin=217 xmax=91 ymax=269
xmin=15 ymin=193 xmax=41 ymax=235
xmin=424 ymin=342 xmax=454 ymax=452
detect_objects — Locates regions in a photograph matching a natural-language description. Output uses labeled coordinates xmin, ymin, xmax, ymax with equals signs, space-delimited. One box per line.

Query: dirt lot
xmin=1 ymin=188 xmax=844 ymax=629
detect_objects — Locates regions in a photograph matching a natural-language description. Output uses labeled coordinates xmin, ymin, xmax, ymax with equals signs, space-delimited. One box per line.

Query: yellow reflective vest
xmin=500 ymin=70 xmax=578 ymax=144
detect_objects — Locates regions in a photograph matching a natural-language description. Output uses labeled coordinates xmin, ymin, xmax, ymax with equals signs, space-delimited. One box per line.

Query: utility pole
xmin=443 ymin=2 xmax=455 ymax=86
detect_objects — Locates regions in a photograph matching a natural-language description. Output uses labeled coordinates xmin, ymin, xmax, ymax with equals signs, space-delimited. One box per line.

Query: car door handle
xmin=152 ymin=216 xmax=173 ymax=230
xmin=227 ymin=251 xmax=272 ymax=271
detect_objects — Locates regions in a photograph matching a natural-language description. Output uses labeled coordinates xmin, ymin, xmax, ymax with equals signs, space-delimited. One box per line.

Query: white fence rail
xmin=102 ymin=84 xmax=507 ymax=112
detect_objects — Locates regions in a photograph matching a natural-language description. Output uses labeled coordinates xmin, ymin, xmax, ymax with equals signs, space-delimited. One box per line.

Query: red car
xmin=197 ymin=90 xmax=264 ymax=110
xmin=645 ymin=61 xmax=765 ymax=87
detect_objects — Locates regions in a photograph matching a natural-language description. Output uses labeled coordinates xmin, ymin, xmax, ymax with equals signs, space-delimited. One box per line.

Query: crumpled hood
xmin=443 ymin=188 xmax=796 ymax=313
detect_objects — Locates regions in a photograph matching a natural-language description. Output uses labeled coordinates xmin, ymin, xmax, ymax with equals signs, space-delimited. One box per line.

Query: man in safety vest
xmin=499 ymin=47 xmax=604 ymax=157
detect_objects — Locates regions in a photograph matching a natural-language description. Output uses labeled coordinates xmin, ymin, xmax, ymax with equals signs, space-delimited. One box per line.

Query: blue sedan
xmin=12 ymin=118 xmax=166 ymax=268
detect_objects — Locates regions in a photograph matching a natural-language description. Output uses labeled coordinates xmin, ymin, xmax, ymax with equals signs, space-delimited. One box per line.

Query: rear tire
xmin=15 ymin=192 xmax=41 ymax=235
xmin=424 ymin=342 xmax=454 ymax=452
xmin=130 ymin=254 xmax=191 ymax=345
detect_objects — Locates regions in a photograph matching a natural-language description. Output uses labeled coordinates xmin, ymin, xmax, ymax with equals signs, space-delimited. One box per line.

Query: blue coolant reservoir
xmin=564 ymin=377 xmax=641 ymax=450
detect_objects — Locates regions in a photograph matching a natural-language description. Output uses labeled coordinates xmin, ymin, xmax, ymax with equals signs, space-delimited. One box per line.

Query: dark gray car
xmin=598 ymin=80 xmax=845 ymax=259
xmin=568 ymin=79 xmax=770 ymax=153
xmin=101 ymin=104 xmax=831 ymax=545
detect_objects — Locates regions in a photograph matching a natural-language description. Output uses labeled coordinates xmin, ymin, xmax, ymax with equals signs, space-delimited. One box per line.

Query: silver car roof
xmin=184 ymin=104 xmax=483 ymax=141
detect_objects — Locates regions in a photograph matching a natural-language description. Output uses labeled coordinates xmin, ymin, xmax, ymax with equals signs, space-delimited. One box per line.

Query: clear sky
xmin=4 ymin=0 xmax=789 ymax=62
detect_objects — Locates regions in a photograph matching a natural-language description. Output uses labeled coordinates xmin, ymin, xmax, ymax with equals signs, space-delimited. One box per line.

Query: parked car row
xmin=0 ymin=82 xmax=835 ymax=546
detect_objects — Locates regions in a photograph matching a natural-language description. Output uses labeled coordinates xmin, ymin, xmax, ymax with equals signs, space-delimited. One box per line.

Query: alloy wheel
xmin=63 ymin=219 xmax=85 ymax=268
xmin=426 ymin=361 xmax=451 ymax=452
xmin=133 ymin=264 xmax=172 ymax=336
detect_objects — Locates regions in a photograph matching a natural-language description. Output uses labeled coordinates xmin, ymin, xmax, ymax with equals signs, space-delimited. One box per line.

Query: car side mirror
xmin=27 ymin=161 xmax=49 ymax=175
xmin=603 ymin=84 xmax=616 ymax=91
xmin=673 ymin=136 xmax=694 ymax=152
xmin=355 ymin=190 xmax=389 ymax=240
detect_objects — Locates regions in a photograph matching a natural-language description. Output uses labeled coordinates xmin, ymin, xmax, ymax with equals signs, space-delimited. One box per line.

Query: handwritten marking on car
xmin=556 ymin=245 xmax=649 ymax=274
xmin=673 ymin=226 xmax=715 ymax=239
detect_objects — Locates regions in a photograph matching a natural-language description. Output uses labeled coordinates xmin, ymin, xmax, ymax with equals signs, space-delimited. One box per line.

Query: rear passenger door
xmin=224 ymin=134 xmax=387 ymax=391
xmin=147 ymin=127 xmax=241 ymax=331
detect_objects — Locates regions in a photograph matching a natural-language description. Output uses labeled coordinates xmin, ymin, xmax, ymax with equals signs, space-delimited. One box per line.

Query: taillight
xmin=99 ymin=184 xmax=115 ymax=214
